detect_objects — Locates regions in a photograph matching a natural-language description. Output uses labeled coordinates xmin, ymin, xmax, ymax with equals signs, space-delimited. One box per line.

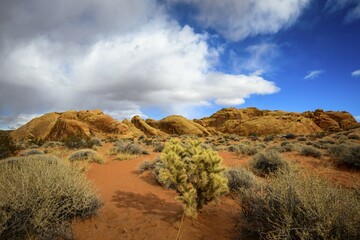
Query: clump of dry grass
xmin=110 ymin=140 xmax=149 ymax=155
xmin=19 ymin=149 xmax=44 ymax=156
xmin=250 ymin=150 xmax=289 ymax=176
xmin=225 ymin=167 xmax=256 ymax=192
xmin=300 ymin=145 xmax=323 ymax=158
xmin=328 ymin=144 xmax=360 ymax=169
xmin=69 ymin=149 xmax=104 ymax=164
xmin=0 ymin=155 xmax=101 ymax=239
xmin=238 ymin=167 xmax=360 ymax=240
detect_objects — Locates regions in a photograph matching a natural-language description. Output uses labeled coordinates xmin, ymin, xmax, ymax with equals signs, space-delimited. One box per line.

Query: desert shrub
xmin=228 ymin=144 xmax=263 ymax=156
xmin=328 ymin=144 xmax=360 ymax=169
xmin=0 ymin=131 xmax=18 ymax=159
xmin=63 ymin=135 xmax=93 ymax=149
xmin=300 ymin=145 xmax=323 ymax=158
xmin=19 ymin=149 xmax=44 ymax=157
xmin=157 ymin=138 xmax=228 ymax=217
xmin=298 ymin=137 xmax=307 ymax=141
xmin=69 ymin=149 xmax=103 ymax=164
xmin=0 ymin=155 xmax=101 ymax=239
xmin=238 ymin=168 xmax=360 ymax=240
xmin=110 ymin=141 xmax=148 ymax=155
xmin=266 ymin=145 xmax=283 ymax=153
xmin=250 ymin=150 xmax=289 ymax=176
xmin=153 ymin=143 xmax=165 ymax=152
xmin=42 ymin=141 xmax=65 ymax=148
xmin=348 ymin=134 xmax=360 ymax=140
xmin=225 ymin=167 xmax=256 ymax=192
xmin=283 ymin=133 xmax=297 ymax=139
xmin=279 ymin=142 xmax=298 ymax=152
xmin=89 ymin=137 xmax=103 ymax=147
xmin=138 ymin=158 xmax=161 ymax=174
xmin=28 ymin=137 xmax=45 ymax=147
xmin=264 ymin=135 xmax=275 ymax=142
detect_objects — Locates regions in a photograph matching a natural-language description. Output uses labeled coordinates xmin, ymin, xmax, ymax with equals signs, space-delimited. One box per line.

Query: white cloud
xmin=0 ymin=114 xmax=42 ymax=129
xmin=0 ymin=0 xmax=281 ymax=127
xmin=351 ymin=69 xmax=360 ymax=77
xmin=325 ymin=0 xmax=360 ymax=21
xmin=304 ymin=70 xmax=325 ymax=80
xmin=167 ymin=0 xmax=310 ymax=41
xmin=355 ymin=116 xmax=360 ymax=122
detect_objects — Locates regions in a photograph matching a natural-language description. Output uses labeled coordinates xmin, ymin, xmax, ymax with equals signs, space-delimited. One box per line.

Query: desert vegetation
xmin=156 ymin=138 xmax=229 ymax=217
xmin=238 ymin=167 xmax=360 ymax=240
xmin=1 ymin=108 xmax=359 ymax=239
xmin=0 ymin=155 xmax=101 ymax=239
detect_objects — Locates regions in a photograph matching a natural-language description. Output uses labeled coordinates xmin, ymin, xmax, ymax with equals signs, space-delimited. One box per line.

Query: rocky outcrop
xmin=10 ymin=108 xmax=359 ymax=141
xmin=10 ymin=110 xmax=129 ymax=141
xmin=130 ymin=116 xmax=166 ymax=137
xmin=146 ymin=115 xmax=210 ymax=136
xmin=304 ymin=109 xmax=358 ymax=132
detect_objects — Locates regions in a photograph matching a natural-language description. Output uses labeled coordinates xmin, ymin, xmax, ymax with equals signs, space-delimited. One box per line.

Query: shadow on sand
xmin=112 ymin=190 xmax=181 ymax=222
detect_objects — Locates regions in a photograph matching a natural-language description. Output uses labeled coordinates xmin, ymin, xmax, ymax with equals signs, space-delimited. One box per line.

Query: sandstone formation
xmin=145 ymin=115 xmax=210 ymax=136
xmin=10 ymin=107 xmax=359 ymax=141
xmin=11 ymin=110 xmax=128 ymax=141
xmin=196 ymin=107 xmax=358 ymax=136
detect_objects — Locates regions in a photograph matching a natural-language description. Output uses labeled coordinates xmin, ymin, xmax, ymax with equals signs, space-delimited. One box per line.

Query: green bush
xmin=300 ymin=145 xmax=323 ymax=158
xmin=0 ymin=155 xmax=101 ymax=239
xmin=250 ymin=150 xmax=289 ymax=176
xmin=225 ymin=167 xmax=256 ymax=192
xmin=69 ymin=149 xmax=104 ymax=164
xmin=157 ymin=139 xmax=228 ymax=217
xmin=328 ymin=144 xmax=360 ymax=169
xmin=238 ymin=168 xmax=360 ymax=240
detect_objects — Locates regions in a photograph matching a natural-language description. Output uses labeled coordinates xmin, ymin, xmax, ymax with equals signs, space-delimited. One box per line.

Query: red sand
xmin=73 ymin=145 xmax=241 ymax=240
xmin=73 ymin=144 xmax=360 ymax=239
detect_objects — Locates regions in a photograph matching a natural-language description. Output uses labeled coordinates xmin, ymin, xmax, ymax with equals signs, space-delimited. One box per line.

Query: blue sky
xmin=0 ymin=0 xmax=359 ymax=129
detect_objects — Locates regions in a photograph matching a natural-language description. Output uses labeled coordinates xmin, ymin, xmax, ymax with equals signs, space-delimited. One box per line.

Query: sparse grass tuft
xmin=0 ymin=155 xmax=101 ymax=239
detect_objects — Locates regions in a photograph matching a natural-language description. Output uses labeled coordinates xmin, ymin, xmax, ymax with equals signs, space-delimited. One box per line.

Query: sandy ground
xmin=72 ymin=144 xmax=241 ymax=240
xmin=72 ymin=143 xmax=360 ymax=240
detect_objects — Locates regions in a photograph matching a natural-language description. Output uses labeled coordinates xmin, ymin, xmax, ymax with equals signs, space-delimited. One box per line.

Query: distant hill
xmin=10 ymin=108 xmax=359 ymax=142
xmin=10 ymin=110 xmax=128 ymax=141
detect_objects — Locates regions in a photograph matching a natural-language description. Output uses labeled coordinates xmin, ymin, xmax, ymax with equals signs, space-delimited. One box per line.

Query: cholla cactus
xmin=158 ymin=138 xmax=228 ymax=217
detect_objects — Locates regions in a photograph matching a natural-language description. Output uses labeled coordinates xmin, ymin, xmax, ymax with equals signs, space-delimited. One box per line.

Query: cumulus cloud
xmin=352 ymin=69 xmax=360 ymax=77
xmin=167 ymin=0 xmax=310 ymax=41
xmin=304 ymin=70 xmax=325 ymax=80
xmin=325 ymin=0 xmax=360 ymax=21
xmin=0 ymin=0 xmax=280 ymax=129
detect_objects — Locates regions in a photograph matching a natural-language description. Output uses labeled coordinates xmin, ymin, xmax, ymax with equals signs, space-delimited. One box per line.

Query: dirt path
xmin=72 ymin=144 xmax=241 ymax=240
